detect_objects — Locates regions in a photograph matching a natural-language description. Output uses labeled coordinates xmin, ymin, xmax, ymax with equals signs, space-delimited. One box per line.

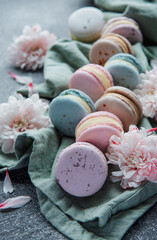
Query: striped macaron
xmin=69 ymin=64 xmax=114 ymax=102
xmin=75 ymin=111 xmax=123 ymax=152
xmin=89 ymin=33 xmax=134 ymax=66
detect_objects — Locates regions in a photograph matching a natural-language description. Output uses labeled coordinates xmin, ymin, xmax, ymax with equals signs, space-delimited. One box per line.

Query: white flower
xmin=8 ymin=24 xmax=56 ymax=71
xmin=134 ymin=61 xmax=157 ymax=120
xmin=106 ymin=125 xmax=157 ymax=189
xmin=0 ymin=94 xmax=50 ymax=154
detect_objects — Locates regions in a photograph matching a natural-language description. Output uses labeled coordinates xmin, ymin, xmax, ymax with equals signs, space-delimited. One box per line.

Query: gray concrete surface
xmin=0 ymin=0 xmax=157 ymax=239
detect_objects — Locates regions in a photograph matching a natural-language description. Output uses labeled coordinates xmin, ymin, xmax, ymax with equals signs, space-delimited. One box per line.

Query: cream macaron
xmin=89 ymin=33 xmax=134 ymax=66
xmin=95 ymin=86 xmax=143 ymax=131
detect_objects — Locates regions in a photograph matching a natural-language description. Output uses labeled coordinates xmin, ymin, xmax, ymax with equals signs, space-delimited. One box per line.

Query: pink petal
xmin=0 ymin=196 xmax=32 ymax=210
xmin=8 ymin=71 xmax=32 ymax=85
xmin=2 ymin=139 xmax=14 ymax=154
xmin=28 ymin=82 xmax=37 ymax=97
xmin=110 ymin=175 xmax=122 ymax=183
xmin=147 ymin=127 xmax=157 ymax=135
xmin=124 ymin=170 xmax=136 ymax=179
xmin=3 ymin=168 xmax=14 ymax=194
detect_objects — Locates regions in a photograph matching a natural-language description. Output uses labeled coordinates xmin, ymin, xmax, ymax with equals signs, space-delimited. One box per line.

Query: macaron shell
xmin=103 ymin=33 xmax=134 ymax=55
xmin=75 ymin=111 xmax=123 ymax=152
xmin=105 ymin=60 xmax=141 ymax=89
xmin=105 ymin=86 xmax=143 ymax=120
xmin=49 ymin=96 xmax=92 ymax=137
xmin=68 ymin=7 xmax=105 ymax=42
xmin=56 ymin=142 xmax=108 ymax=197
xmin=70 ymin=71 xmax=105 ymax=102
xmin=69 ymin=64 xmax=114 ymax=102
xmin=89 ymin=38 xmax=123 ymax=66
xmin=76 ymin=124 xmax=122 ymax=153
xmin=109 ymin=25 xmax=143 ymax=44
xmin=95 ymin=93 xmax=139 ymax=131
xmin=60 ymin=88 xmax=95 ymax=112
xmin=102 ymin=17 xmax=143 ymax=44
xmin=107 ymin=53 xmax=143 ymax=73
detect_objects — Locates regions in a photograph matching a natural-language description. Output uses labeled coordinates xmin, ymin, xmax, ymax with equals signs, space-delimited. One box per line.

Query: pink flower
xmin=8 ymin=24 xmax=56 ymax=71
xmin=0 ymin=94 xmax=50 ymax=154
xmin=134 ymin=61 xmax=157 ymax=120
xmin=106 ymin=125 xmax=157 ymax=189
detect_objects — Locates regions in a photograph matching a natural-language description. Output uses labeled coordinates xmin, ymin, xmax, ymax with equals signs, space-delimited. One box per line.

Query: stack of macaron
xmin=54 ymin=110 xmax=123 ymax=197
xmin=51 ymin=10 xmax=145 ymax=197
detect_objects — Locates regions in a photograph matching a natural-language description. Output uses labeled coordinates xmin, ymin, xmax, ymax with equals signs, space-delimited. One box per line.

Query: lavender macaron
xmin=56 ymin=142 xmax=108 ymax=197
xmin=102 ymin=16 xmax=143 ymax=44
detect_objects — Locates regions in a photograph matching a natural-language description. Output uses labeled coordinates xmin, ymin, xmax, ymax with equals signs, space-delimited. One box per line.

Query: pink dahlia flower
xmin=134 ymin=61 xmax=157 ymax=120
xmin=8 ymin=24 xmax=56 ymax=71
xmin=106 ymin=125 xmax=157 ymax=189
xmin=0 ymin=94 xmax=50 ymax=154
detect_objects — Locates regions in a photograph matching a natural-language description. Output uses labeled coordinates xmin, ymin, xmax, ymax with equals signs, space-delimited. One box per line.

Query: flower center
xmin=127 ymin=152 xmax=145 ymax=169
xmin=12 ymin=118 xmax=30 ymax=132
xmin=149 ymin=89 xmax=155 ymax=95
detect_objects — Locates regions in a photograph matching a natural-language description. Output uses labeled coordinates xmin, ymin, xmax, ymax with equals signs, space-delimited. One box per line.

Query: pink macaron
xmin=56 ymin=142 xmax=108 ymax=197
xmin=75 ymin=111 xmax=123 ymax=153
xmin=69 ymin=64 xmax=114 ymax=102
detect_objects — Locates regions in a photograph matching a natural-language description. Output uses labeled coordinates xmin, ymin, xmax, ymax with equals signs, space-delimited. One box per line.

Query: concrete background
xmin=0 ymin=0 xmax=157 ymax=239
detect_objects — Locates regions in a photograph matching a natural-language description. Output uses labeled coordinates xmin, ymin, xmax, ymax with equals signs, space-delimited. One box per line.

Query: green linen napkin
xmin=1 ymin=117 xmax=157 ymax=240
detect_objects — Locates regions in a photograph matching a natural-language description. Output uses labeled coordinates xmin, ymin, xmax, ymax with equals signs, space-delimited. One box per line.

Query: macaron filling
xmin=62 ymin=95 xmax=92 ymax=113
xmin=70 ymin=32 xmax=101 ymax=42
xmin=105 ymin=59 xmax=139 ymax=73
xmin=105 ymin=35 xmax=129 ymax=53
xmin=76 ymin=115 xmax=123 ymax=139
xmin=60 ymin=89 xmax=95 ymax=112
xmin=103 ymin=20 xmax=138 ymax=34
xmin=103 ymin=92 xmax=140 ymax=122
xmin=81 ymin=65 xmax=113 ymax=90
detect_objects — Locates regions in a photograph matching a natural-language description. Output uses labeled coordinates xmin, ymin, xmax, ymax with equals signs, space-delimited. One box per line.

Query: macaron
xmin=101 ymin=17 xmax=143 ymax=44
xmin=68 ymin=7 xmax=105 ymax=43
xmin=95 ymin=86 xmax=143 ymax=132
xmin=56 ymin=142 xmax=108 ymax=197
xmin=89 ymin=33 xmax=134 ymax=66
xmin=104 ymin=53 xmax=142 ymax=90
xmin=49 ymin=89 xmax=95 ymax=137
xmin=69 ymin=64 xmax=114 ymax=103
xmin=75 ymin=111 xmax=123 ymax=153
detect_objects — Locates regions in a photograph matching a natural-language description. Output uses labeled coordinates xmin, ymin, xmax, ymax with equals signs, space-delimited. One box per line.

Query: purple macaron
xmin=56 ymin=142 xmax=108 ymax=197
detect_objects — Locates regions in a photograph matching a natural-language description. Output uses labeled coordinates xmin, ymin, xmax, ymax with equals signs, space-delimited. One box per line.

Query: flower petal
xmin=0 ymin=196 xmax=32 ymax=210
xmin=3 ymin=168 xmax=14 ymax=194
xmin=1 ymin=139 xmax=14 ymax=154
xmin=8 ymin=72 xmax=32 ymax=85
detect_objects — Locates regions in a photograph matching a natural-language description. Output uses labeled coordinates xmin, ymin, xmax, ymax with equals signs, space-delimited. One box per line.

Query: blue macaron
xmin=104 ymin=53 xmax=143 ymax=90
xmin=49 ymin=89 xmax=95 ymax=137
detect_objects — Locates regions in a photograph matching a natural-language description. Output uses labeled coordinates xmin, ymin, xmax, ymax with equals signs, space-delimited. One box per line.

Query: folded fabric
xmin=1 ymin=117 xmax=155 ymax=240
